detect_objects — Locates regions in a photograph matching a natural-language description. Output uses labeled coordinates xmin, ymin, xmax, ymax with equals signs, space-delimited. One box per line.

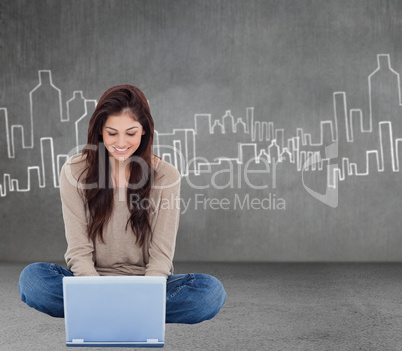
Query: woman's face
xmin=101 ymin=112 xmax=145 ymax=163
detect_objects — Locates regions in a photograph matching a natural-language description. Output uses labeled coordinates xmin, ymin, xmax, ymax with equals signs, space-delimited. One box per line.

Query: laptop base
xmin=66 ymin=341 xmax=164 ymax=348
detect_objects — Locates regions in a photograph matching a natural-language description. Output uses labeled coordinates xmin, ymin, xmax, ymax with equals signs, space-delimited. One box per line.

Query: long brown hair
xmin=78 ymin=84 xmax=156 ymax=247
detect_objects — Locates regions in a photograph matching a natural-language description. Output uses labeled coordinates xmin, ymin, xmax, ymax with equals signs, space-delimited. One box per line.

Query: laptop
xmin=63 ymin=276 xmax=166 ymax=348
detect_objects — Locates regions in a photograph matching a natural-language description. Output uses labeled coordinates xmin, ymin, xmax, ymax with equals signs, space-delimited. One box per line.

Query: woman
xmin=18 ymin=84 xmax=226 ymax=324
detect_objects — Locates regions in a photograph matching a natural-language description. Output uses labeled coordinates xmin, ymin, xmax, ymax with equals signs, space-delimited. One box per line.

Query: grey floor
xmin=1 ymin=262 xmax=402 ymax=351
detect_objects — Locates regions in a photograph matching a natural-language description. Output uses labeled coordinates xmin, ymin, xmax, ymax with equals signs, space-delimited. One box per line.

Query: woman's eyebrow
xmin=105 ymin=126 xmax=140 ymax=131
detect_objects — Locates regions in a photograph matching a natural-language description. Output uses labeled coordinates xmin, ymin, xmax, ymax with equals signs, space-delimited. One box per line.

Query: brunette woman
xmin=19 ymin=84 xmax=226 ymax=324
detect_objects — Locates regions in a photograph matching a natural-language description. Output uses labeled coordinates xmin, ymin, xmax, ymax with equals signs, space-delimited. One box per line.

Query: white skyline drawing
xmin=0 ymin=54 xmax=402 ymax=197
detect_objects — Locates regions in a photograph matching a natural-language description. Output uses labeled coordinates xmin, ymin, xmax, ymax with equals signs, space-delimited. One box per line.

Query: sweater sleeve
xmin=145 ymin=169 xmax=181 ymax=278
xmin=59 ymin=161 xmax=100 ymax=276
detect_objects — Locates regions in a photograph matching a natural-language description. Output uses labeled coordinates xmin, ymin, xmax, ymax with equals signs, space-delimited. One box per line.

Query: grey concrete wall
xmin=1 ymin=0 xmax=402 ymax=262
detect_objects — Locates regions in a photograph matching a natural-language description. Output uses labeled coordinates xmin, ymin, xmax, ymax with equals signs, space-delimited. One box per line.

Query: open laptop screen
xmin=63 ymin=276 xmax=166 ymax=348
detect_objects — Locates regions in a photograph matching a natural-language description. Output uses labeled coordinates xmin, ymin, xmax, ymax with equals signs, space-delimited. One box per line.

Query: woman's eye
xmin=107 ymin=133 xmax=136 ymax=136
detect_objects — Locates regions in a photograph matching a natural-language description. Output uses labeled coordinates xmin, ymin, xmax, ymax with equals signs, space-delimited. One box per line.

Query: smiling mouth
xmin=113 ymin=146 xmax=130 ymax=152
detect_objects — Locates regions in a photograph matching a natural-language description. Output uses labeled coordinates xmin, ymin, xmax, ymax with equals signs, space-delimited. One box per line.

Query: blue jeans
xmin=18 ymin=263 xmax=226 ymax=324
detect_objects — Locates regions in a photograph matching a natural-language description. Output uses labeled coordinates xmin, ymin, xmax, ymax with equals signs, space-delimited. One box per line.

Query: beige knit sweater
xmin=59 ymin=153 xmax=181 ymax=278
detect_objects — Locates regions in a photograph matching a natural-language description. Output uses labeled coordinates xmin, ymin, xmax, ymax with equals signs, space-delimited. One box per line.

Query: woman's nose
xmin=117 ymin=135 xmax=128 ymax=146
